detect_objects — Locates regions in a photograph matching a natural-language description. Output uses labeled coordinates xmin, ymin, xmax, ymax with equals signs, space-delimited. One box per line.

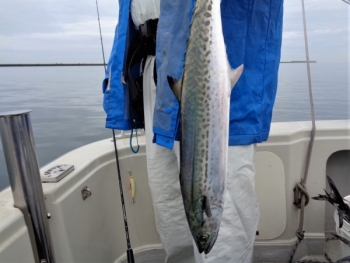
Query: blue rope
xmin=130 ymin=129 xmax=140 ymax=153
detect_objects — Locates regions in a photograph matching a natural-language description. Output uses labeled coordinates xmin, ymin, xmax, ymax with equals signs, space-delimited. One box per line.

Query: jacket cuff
xmin=152 ymin=133 xmax=174 ymax=150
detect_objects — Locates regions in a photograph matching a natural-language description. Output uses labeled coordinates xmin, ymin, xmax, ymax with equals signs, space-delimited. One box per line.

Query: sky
xmin=0 ymin=0 xmax=348 ymax=64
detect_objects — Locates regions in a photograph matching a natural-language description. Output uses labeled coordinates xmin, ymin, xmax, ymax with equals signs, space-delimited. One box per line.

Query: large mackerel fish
xmin=168 ymin=0 xmax=243 ymax=255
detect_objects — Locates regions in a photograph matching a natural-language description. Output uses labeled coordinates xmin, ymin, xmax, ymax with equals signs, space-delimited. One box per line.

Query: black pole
xmin=112 ymin=130 xmax=135 ymax=263
xmin=95 ymin=0 xmax=135 ymax=261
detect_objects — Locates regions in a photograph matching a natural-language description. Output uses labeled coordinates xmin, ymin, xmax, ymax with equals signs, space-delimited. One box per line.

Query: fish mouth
xmin=197 ymin=231 xmax=219 ymax=254
xmin=204 ymin=231 xmax=219 ymax=254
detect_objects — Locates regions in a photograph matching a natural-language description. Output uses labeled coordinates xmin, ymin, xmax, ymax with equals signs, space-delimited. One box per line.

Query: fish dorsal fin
xmin=167 ymin=75 xmax=182 ymax=101
xmin=201 ymin=196 xmax=212 ymax=218
xmin=229 ymin=64 xmax=244 ymax=89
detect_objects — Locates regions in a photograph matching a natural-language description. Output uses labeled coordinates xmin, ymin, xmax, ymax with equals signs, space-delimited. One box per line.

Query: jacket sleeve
xmin=102 ymin=0 xmax=135 ymax=130
xmin=153 ymin=0 xmax=194 ymax=149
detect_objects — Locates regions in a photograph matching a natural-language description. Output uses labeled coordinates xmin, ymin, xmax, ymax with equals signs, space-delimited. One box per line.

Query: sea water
xmin=0 ymin=63 xmax=348 ymax=191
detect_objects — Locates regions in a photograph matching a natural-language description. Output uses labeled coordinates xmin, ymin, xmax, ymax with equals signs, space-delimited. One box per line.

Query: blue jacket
xmin=103 ymin=0 xmax=284 ymax=150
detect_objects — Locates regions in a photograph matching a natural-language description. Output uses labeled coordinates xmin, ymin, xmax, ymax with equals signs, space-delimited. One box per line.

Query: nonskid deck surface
xmin=120 ymin=233 xmax=342 ymax=263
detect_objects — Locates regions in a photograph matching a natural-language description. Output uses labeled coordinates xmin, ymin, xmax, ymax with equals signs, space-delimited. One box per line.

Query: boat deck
xmin=120 ymin=232 xmax=343 ymax=263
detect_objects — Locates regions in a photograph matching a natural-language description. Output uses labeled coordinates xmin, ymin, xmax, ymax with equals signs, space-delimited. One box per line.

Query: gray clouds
xmin=282 ymin=0 xmax=349 ymax=63
xmin=0 ymin=0 xmax=348 ymax=63
xmin=0 ymin=0 xmax=118 ymax=63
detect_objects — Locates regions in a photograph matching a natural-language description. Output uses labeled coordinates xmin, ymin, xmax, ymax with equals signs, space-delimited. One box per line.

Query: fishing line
xmin=95 ymin=0 xmax=107 ymax=73
xmin=95 ymin=1 xmax=135 ymax=262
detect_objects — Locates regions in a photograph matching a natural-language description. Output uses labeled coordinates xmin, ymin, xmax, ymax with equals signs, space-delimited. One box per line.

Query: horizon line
xmin=0 ymin=61 xmax=317 ymax=67
xmin=0 ymin=63 xmax=107 ymax=67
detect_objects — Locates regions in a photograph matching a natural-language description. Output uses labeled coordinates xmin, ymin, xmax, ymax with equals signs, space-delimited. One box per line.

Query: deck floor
xmin=120 ymin=234 xmax=343 ymax=263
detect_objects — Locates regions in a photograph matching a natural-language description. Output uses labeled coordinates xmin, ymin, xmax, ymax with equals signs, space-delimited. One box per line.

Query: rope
xmin=130 ymin=129 xmax=140 ymax=153
xmin=294 ymin=182 xmax=310 ymax=209
xmin=300 ymin=0 xmax=316 ymax=188
xmin=290 ymin=0 xmax=317 ymax=260
xmin=289 ymin=240 xmax=302 ymax=263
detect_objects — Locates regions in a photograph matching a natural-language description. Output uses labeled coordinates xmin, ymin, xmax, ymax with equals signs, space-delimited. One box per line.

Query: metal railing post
xmin=0 ymin=110 xmax=55 ymax=263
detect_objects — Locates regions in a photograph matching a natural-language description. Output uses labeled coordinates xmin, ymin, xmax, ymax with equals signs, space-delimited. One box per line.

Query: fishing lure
xmin=129 ymin=172 xmax=136 ymax=203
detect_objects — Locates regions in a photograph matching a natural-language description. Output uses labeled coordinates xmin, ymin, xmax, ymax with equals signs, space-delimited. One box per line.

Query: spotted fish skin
xmin=169 ymin=0 xmax=243 ymax=255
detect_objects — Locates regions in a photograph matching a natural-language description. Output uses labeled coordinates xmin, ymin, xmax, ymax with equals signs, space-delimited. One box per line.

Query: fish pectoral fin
xmin=201 ymin=196 xmax=212 ymax=218
xmin=229 ymin=64 xmax=244 ymax=89
xmin=167 ymin=75 xmax=182 ymax=101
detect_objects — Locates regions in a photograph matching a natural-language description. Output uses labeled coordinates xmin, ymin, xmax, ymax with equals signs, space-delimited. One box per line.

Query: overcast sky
xmin=0 ymin=0 xmax=348 ymax=64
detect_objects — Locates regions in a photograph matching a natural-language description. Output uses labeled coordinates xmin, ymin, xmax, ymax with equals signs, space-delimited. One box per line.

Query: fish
xmin=312 ymin=176 xmax=350 ymax=228
xmin=168 ymin=0 xmax=243 ymax=254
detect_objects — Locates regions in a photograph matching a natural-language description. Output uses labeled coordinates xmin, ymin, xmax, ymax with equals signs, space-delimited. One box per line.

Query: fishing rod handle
xmin=127 ymin=248 xmax=135 ymax=263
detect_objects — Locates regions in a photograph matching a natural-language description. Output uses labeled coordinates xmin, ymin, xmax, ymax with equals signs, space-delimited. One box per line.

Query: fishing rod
xmin=95 ymin=0 xmax=106 ymax=73
xmin=95 ymin=1 xmax=135 ymax=262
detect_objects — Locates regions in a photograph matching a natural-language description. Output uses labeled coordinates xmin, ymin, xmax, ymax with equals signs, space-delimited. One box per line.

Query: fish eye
xmin=199 ymin=235 xmax=209 ymax=242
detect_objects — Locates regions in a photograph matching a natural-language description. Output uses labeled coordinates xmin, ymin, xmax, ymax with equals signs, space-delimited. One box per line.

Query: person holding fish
xmin=103 ymin=0 xmax=283 ymax=262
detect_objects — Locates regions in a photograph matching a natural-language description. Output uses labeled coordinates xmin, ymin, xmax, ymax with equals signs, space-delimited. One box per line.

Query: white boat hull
xmin=0 ymin=120 xmax=349 ymax=262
